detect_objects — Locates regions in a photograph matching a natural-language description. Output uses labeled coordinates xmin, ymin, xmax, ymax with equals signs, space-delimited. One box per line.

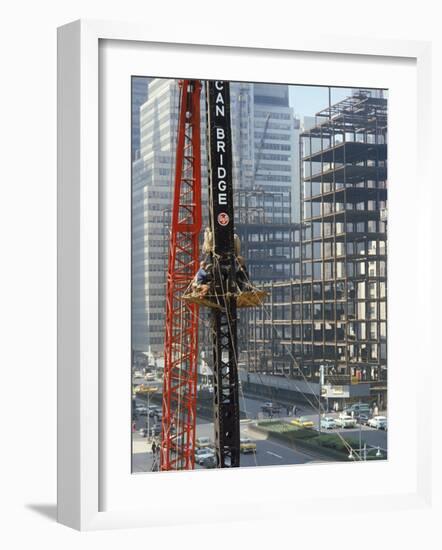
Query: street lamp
xmin=349 ymin=443 xmax=383 ymax=461
xmin=349 ymin=444 xmax=367 ymax=461
xmin=135 ymin=385 xmax=157 ymax=439
xmin=348 ymin=400 xmax=366 ymax=460
xmin=146 ymin=388 xmax=151 ymax=440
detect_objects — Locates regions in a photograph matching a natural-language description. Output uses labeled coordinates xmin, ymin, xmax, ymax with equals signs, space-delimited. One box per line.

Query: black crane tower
xmin=205 ymin=80 xmax=240 ymax=467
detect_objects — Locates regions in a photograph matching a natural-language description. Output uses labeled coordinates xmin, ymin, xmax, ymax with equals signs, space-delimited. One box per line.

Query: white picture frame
xmin=57 ymin=19 xmax=433 ymax=531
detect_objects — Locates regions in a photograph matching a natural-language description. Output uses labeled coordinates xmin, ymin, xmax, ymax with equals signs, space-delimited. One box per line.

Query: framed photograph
xmin=57 ymin=19 xmax=432 ymax=530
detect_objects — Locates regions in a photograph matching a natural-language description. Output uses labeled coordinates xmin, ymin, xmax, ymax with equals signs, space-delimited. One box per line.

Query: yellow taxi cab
xmin=290 ymin=416 xmax=314 ymax=429
xmin=195 ymin=436 xmax=212 ymax=449
xmin=134 ymin=384 xmax=158 ymax=394
xmin=240 ymin=438 xmax=257 ymax=453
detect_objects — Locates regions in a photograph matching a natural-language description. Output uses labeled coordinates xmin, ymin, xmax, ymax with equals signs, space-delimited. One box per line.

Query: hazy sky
xmin=135 ymin=77 xmax=384 ymax=121
xmin=288 ymin=85 xmax=355 ymax=119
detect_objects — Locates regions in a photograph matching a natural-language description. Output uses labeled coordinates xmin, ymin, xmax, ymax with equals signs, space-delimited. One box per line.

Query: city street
xmin=132 ymin=420 xmax=324 ymax=473
xmin=133 ymin=392 xmax=387 ymax=473
xmin=133 ymin=384 xmax=387 ymax=473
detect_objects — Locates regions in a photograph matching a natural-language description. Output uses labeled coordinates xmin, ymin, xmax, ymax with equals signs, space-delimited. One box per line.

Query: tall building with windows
xmin=232 ymin=83 xmax=300 ymax=223
xmin=247 ymin=91 xmax=388 ymax=408
xmin=131 ymin=77 xmax=150 ymax=161
xmin=132 ymin=78 xmax=300 ymax=357
xmin=131 ymin=79 xmax=181 ymax=355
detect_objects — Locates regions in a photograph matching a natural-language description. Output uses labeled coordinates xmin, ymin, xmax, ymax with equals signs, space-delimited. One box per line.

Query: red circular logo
xmin=217 ymin=212 xmax=230 ymax=226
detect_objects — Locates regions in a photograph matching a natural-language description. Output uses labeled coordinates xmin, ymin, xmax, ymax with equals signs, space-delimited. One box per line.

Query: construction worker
xmin=193 ymin=260 xmax=211 ymax=297
xmin=236 ymin=256 xmax=250 ymax=291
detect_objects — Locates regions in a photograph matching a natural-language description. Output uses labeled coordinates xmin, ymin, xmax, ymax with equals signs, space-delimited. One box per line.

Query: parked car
xmin=135 ymin=405 xmax=148 ymax=416
xmin=261 ymin=402 xmax=281 ymax=414
xmin=145 ymin=372 xmax=156 ymax=380
xmin=344 ymin=403 xmax=371 ymax=417
xmin=367 ymin=415 xmax=387 ymax=430
xmin=202 ymin=455 xmax=217 ymax=469
xmin=320 ymin=416 xmax=337 ymax=430
xmin=357 ymin=413 xmax=371 ymax=426
xmin=138 ymin=427 xmax=148 ymax=437
xmin=335 ymin=414 xmax=357 ymax=429
xmin=150 ymin=424 xmax=161 ymax=436
xmin=291 ymin=416 xmax=314 ymax=429
xmin=148 ymin=406 xmax=161 ymax=418
xmin=240 ymin=438 xmax=257 ymax=453
xmin=196 ymin=436 xmax=212 ymax=449
xmin=195 ymin=447 xmax=215 ymax=465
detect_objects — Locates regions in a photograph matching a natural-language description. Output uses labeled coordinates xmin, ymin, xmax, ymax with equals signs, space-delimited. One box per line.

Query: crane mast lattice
xmin=161 ymin=79 xmax=242 ymax=470
xmin=205 ymin=80 xmax=240 ymax=467
xmin=160 ymin=80 xmax=202 ymax=471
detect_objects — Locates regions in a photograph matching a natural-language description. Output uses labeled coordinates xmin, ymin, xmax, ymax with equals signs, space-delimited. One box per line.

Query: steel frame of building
xmin=235 ymin=219 xmax=300 ymax=375
xmin=247 ymin=91 xmax=388 ymax=406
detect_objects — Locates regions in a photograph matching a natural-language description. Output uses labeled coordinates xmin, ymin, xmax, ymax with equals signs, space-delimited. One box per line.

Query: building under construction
xmin=235 ymin=188 xmax=300 ymax=282
xmin=234 ymin=193 xmax=301 ymax=381
xmin=245 ymin=91 xmax=388 ymax=409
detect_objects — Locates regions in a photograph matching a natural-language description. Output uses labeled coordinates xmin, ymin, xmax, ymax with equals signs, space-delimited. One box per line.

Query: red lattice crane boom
xmin=160 ymin=80 xmax=202 ymax=471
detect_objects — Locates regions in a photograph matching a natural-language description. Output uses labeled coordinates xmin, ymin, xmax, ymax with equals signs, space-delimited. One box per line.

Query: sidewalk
xmin=132 ymin=435 xmax=155 ymax=455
